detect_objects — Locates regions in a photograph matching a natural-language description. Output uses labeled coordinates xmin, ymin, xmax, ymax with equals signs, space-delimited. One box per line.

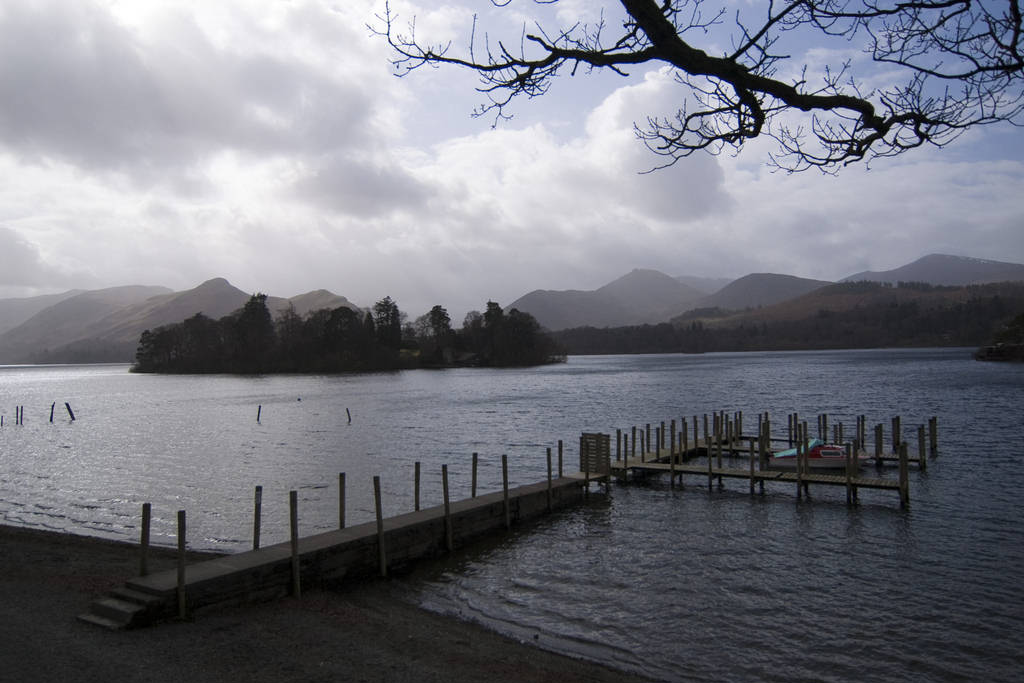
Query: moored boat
xmin=768 ymin=438 xmax=865 ymax=471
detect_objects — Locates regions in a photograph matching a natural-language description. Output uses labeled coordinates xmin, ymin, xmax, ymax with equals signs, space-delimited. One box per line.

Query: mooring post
xmin=874 ymin=424 xmax=883 ymax=465
xmin=646 ymin=424 xmax=651 ymax=456
xmin=50 ymin=402 xmax=55 ymax=423
xmin=898 ymin=442 xmax=910 ymax=509
xmin=546 ymin=447 xmax=553 ymax=510
xmin=748 ymin=440 xmax=756 ymax=495
xmin=253 ymin=485 xmax=263 ymax=550
xmin=414 ymin=461 xmax=421 ymax=512
xmin=796 ymin=435 xmax=804 ymax=501
xmin=917 ymin=425 xmax=927 ymax=471
xmin=442 ymin=464 xmax=453 ymax=552
xmin=616 ymin=429 xmax=622 ymax=462
xmin=338 ymin=474 xmax=346 ymax=529
xmin=140 ymin=502 xmax=152 ymax=577
xmin=706 ymin=436 xmax=713 ymax=491
xmin=373 ymin=476 xmax=386 ymax=577
xmin=257 ymin=405 xmax=261 ymax=422
xmin=892 ymin=416 xmax=901 ymax=455
xmin=289 ymin=490 xmax=300 ymax=598
xmin=670 ymin=425 xmax=677 ymax=489
xmin=471 ymin=452 xmax=478 ymax=498
xmin=682 ymin=419 xmax=689 ymax=456
xmin=558 ymin=440 xmax=564 ymax=478
xmin=640 ymin=431 xmax=646 ymax=462
xmin=845 ymin=443 xmax=854 ymax=505
xmin=501 ymin=454 xmax=510 ymax=530
xmin=176 ymin=510 xmax=187 ymax=620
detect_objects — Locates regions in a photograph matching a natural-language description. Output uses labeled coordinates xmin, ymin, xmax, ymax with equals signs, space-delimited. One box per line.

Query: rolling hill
xmin=0 ymin=279 xmax=357 ymax=364
xmin=842 ymin=254 xmax=1024 ymax=286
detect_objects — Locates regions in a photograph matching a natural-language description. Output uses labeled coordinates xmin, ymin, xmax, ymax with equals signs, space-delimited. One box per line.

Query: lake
xmin=1 ymin=349 xmax=1022 ymax=681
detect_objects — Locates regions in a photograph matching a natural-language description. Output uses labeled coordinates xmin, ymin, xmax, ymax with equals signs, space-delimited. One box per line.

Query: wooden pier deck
xmin=78 ymin=473 xmax=596 ymax=630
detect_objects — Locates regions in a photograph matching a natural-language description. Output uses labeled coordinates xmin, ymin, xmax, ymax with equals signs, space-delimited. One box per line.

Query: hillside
xmin=0 ymin=279 xmax=357 ymax=364
xmin=697 ymin=273 xmax=833 ymax=311
xmin=0 ymin=290 xmax=84 ymax=336
xmin=842 ymin=254 xmax=1024 ymax=286
xmin=556 ymin=281 xmax=1024 ymax=354
xmin=509 ymin=269 xmax=705 ymax=330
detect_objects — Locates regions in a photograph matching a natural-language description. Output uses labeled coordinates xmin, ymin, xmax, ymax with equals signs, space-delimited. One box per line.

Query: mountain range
xmin=0 ymin=279 xmax=356 ymax=364
xmin=509 ymin=254 xmax=1024 ymax=331
xmin=1 ymin=253 xmax=1022 ymax=364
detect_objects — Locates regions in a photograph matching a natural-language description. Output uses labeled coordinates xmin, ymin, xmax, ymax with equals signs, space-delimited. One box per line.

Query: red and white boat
xmin=769 ymin=439 xmax=865 ymax=471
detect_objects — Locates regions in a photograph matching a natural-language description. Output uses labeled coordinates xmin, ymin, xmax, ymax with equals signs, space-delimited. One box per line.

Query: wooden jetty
xmin=79 ymin=410 xmax=933 ymax=630
xmin=79 ymin=457 xmax=605 ymax=630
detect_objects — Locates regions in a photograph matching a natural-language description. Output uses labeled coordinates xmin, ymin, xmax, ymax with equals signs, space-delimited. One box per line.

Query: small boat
xmin=768 ymin=438 xmax=863 ymax=471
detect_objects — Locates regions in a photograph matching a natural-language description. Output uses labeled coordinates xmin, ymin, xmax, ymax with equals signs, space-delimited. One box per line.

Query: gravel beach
xmin=0 ymin=524 xmax=654 ymax=682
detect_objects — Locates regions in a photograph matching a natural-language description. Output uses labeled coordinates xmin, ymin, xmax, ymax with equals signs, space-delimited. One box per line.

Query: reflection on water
xmin=2 ymin=350 xmax=1023 ymax=681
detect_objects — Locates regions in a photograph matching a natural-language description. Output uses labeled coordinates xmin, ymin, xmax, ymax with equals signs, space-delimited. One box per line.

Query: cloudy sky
xmin=1 ymin=0 xmax=1022 ymax=321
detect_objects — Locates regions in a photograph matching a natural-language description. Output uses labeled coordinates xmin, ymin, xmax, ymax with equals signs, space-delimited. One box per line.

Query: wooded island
xmin=132 ymin=295 xmax=564 ymax=373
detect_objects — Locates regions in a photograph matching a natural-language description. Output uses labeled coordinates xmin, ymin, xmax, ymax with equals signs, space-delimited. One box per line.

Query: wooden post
xmin=471 ymin=452 xmax=478 ymax=498
xmin=65 ymin=402 xmax=75 ymax=421
xmin=640 ymin=431 xmax=646 ymax=463
xmin=338 ymin=474 xmax=346 ymax=529
xmin=631 ymin=426 xmax=636 ymax=460
xmin=414 ymin=461 xmax=421 ymax=511
xmin=546 ymin=447 xmax=553 ymax=509
xmin=898 ymin=442 xmax=910 ymax=509
xmin=373 ymin=476 xmax=386 ymax=577
xmin=682 ymin=419 xmax=688 ymax=456
xmin=929 ymin=416 xmax=938 ymax=456
xmin=558 ymin=440 xmax=564 ymax=477
xmin=845 ymin=443 xmax=853 ymax=505
xmin=646 ymin=424 xmax=651 ymax=456
xmin=442 ymin=464 xmax=453 ymax=552
xmin=892 ymin=416 xmax=901 ymax=454
xmin=912 ymin=425 xmax=924 ymax=472
xmin=289 ymin=490 xmax=301 ymax=598
xmin=502 ymin=454 xmax=510 ymax=530
xmin=748 ymin=439 xmax=755 ymax=495
xmin=253 ymin=485 xmax=263 ymax=550
xmin=669 ymin=424 xmax=676 ymax=489
xmin=706 ymin=436 xmax=713 ymax=491
xmin=257 ymin=405 xmax=261 ymax=422
xmin=874 ymin=424 xmax=884 ymax=465
xmin=616 ymin=429 xmax=622 ymax=462
xmin=796 ymin=434 xmax=803 ymax=501
xmin=50 ymin=402 xmax=55 ymax=423
xmin=140 ymin=503 xmax=151 ymax=577
xmin=583 ymin=441 xmax=590 ymax=498
xmin=176 ymin=510 xmax=186 ymax=620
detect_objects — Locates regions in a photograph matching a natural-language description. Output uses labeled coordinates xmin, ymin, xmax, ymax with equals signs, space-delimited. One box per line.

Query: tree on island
xmin=132 ymin=294 xmax=563 ymax=374
xmin=379 ymin=1 xmax=1024 ymax=171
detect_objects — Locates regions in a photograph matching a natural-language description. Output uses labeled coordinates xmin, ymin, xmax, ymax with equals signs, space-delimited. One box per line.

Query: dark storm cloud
xmin=0 ymin=1 xmax=379 ymax=186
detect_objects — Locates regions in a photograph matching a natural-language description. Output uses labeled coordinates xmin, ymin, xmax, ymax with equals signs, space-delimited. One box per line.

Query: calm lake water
xmin=2 ymin=349 xmax=1022 ymax=681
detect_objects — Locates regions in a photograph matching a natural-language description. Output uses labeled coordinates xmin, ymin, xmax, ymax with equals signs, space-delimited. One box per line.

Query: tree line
xmin=132 ymin=295 xmax=564 ymax=374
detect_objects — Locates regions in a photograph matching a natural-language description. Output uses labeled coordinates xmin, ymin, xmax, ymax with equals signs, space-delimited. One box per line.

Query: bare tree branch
xmin=374 ymin=0 xmax=1024 ymax=172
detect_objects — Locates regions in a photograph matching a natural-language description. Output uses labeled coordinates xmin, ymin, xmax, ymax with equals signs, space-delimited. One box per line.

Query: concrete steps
xmin=77 ymin=586 xmax=169 ymax=630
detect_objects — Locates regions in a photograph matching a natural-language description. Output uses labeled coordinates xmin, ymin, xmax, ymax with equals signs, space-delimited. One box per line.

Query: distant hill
xmin=509 ymin=269 xmax=705 ymax=330
xmin=0 ymin=279 xmax=358 ymax=364
xmin=0 ymin=285 xmax=172 ymax=362
xmin=0 ymin=290 xmax=83 ymax=336
xmin=842 ymin=254 xmax=1024 ymax=286
xmin=698 ymin=273 xmax=833 ymax=311
xmin=674 ymin=275 xmax=732 ymax=294
xmin=559 ymin=280 xmax=1024 ymax=354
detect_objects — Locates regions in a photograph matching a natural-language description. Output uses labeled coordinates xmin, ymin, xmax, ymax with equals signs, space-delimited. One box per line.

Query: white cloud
xmin=0 ymin=0 xmax=1021 ymax=322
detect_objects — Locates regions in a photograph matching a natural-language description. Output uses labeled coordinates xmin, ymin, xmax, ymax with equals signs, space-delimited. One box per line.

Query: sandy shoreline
xmin=0 ymin=524 xmax=654 ymax=682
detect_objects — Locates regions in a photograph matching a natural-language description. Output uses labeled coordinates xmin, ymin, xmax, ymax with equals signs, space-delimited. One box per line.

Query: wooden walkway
xmin=605 ymin=442 xmax=911 ymax=507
